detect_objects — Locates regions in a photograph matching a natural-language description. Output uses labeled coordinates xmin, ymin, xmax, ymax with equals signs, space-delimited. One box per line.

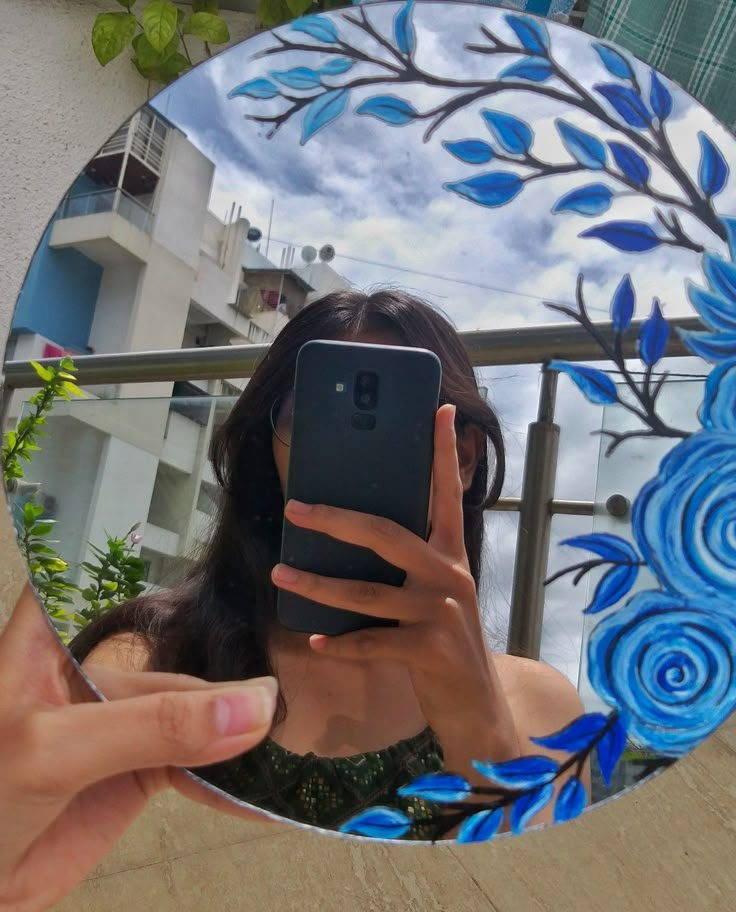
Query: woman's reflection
xmin=70 ymin=289 xmax=587 ymax=838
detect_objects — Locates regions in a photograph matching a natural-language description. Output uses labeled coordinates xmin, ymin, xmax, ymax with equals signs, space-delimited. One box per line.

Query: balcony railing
xmin=97 ymin=112 xmax=167 ymax=174
xmin=58 ymin=187 xmax=153 ymax=235
xmin=2 ymin=315 xmax=704 ymax=664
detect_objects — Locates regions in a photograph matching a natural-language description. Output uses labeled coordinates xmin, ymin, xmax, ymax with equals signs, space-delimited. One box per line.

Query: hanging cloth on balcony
xmin=584 ymin=0 xmax=736 ymax=131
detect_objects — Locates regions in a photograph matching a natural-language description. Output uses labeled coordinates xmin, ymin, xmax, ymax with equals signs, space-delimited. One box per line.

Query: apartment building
xmin=7 ymin=106 xmax=349 ymax=589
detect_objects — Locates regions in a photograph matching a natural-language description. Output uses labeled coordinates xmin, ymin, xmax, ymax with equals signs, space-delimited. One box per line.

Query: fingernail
xmin=215 ymin=677 xmax=278 ymax=736
xmin=273 ymin=563 xmax=300 ymax=583
xmin=310 ymin=634 xmax=328 ymax=651
xmin=288 ymin=499 xmax=313 ymax=514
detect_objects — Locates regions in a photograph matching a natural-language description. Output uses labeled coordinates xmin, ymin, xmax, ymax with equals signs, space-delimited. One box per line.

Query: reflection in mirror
xmin=3 ymin=1 xmax=736 ymax=842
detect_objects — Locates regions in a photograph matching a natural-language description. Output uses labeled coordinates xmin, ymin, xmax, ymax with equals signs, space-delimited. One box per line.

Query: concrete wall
xmin=1 ymin=3 xmax=735 ymax=912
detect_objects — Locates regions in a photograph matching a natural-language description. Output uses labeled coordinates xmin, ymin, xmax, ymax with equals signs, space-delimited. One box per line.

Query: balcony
xmin=49 ymin=188 xmax=153 ymax=266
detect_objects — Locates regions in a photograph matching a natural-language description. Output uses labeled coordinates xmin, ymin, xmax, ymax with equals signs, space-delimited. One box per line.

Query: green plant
xmin=92 ymin=1 xmax=231 ymax=86
xmin=79 ymin=527 xmax=147 ymax=623
xmin=17 ymin=502 xmax=79 ymax=641
xmin=255 ymin=0 xmax=346 ymax=29
xmin=2 ymin=358 xmax=145 ymax=636
xmin=2 ymin=358 xmax=82 ymax=487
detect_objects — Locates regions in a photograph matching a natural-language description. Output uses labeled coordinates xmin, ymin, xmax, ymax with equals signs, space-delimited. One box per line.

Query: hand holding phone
xmin=277 ymin=340 xmax=441 ymax=636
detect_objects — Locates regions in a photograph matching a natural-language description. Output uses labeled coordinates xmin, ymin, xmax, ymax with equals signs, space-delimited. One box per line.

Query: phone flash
xmin=335 ymin=382 xmax=345 ymax=392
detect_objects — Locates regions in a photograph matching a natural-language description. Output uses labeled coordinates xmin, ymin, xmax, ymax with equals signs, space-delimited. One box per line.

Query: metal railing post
xmin=506 ymin=370 xmax=559 ymax=660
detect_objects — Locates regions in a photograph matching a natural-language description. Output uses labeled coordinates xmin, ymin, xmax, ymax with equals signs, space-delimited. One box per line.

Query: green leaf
xmin=30 ymin=522 xmax=55 ymax=536
xmin=59 ymin=356 xmax=77 ymax=371
xmin=193 ymin=0 xmax=219 ymax=12
xmin=101 ymin=580 xmax=119 ymax=592
xmin=45 ymin=559 xmax=69 ymax=573
xmin=132 ymin=31 xmax=179 ymax=67
xmin=133 ymin=50 xmax=189 ymax=84
xmin=256 ymin=0 xmax=293 ymax=28
xmin=30 ymin=360 xmax=54 ymax=383
xmin=286 ymin=0 xmax=313 ymax=16
xmin=24 ymin=502 xmax=43 ymax=522
xmin=183 ymin=11 xmax=230 ymax=43
xmin=142 ymin=0 xmax=178 ymax=52
xmin=4 ymin=431 xmax=17 ymax=451
xmin=92 ymin=12 xmax=137 ymax=66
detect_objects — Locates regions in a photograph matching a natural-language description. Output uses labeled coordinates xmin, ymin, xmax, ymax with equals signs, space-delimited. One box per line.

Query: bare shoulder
xmin=490 ymin=650 xmax=585 ymax=739
xmin=83 ymin=633 xmax=152 ymax=673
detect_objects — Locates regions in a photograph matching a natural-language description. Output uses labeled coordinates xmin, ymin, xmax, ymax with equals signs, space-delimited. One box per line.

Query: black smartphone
xmin=277 ymin=339 xmax=441 ymax=636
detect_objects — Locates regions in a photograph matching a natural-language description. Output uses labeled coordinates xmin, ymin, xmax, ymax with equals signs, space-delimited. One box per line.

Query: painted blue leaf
xmin=338 ymin=806 xmax=412 ymax=838
xmin=580 ymin=221 xmax=662 ymax=252
xmin=481 ymin=110 xmax=533 ymax=155
xmin=594 ymin=84 xmax=652 ymax=129
xmin=650 ymin=70 xmax=672 ymax=120
xmin=445 ymin=172 xmax=523 ymax=208
xmin=499 ymin=59 xmax=554 ymax=83
xmin=703 ymin=252 xmax=736 ymax=301
xmin=456 ymin=807 xmax=504 ymax=844
xmin=546 ymin=361 xmax=619 ymax=405
xmin=393 ymin=0 xmax=415 ymax=55
xmin=611 ymin=274 xmax=635 ymax=331
xmin=291 ymin=15 xmax=339 ymax=44
xmin=227 ymin=78 xmax=279 ymax=99
xmin=593 ymin=43 xmax=634 ymax=81
xmin=585 ymin=563 xmax=639 ymax=614
xmin=397 ymin=773 xmax=471 ymax=803
xmin=505 ymin=13 xmax=549 ymax=55
xmin=639 ymin=299 xmax=669 ymax=366
xmin=356 ymin=95 xmax=417 ymax=125
xmin=271 ymin=67 xmax=322 ymax=90
xmin=552 ymin=184 xmax=613 ymax=217
xmin=560 ymin=533 xmax=639 ymax=564
xmin=554 ymin=778 xmax=588 ymax=824
xmin=301 ymin=88 xmax=349 ymax=144
xmin=677 ymin=329 xmax=736 ymax=362
xmin=698 ymin=132 xmax=729 ymax=197
xmin=442 ymin=139 xmax=495 ymax=165
xmin=472 ymin=755 xmax=559 ymax=789
xmin=319 ymin=57 xmax=354 ymax=76
xmin=511 ymin=783 xmax=555 ymax=835
xmin=596 ymin=715 xmax=628 ymax=787
xmin=687 ymin=283 xmax=736 ymax=332
xmin=722 ymin=216 xmax=736 ymax=262
xmin=556 ymin=120 xmax=607 ymax=171
xmin=531 ymin=712 xmax=611 ymax=752
xmin=609 ymin=141 xmax=650 ymax=186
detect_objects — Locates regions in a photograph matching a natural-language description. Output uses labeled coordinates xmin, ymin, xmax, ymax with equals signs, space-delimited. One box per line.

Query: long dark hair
xmin=70 ymin=290 xmax=505 ymax=718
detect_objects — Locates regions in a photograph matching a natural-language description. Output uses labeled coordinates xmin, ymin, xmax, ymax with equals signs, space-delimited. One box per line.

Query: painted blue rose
xmin=702 ymin=359 xmax=736 ymax=431
xmin=632 ymin=431 xmax=736 ymax=599
xmin=588 ymin=590 xmax=736 ymax=755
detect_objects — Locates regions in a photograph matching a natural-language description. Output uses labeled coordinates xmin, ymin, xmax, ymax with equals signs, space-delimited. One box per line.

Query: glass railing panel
xmin=6 ymin=395 xmax=237 ymax=638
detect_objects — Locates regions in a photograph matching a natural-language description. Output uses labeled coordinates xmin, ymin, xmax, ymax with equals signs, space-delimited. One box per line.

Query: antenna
xmin=319 ymin=244 xmax=336 ymax=262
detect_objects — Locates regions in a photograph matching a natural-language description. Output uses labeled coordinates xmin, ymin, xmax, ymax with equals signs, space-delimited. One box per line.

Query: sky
xmin=145 ymin=2 xmax=732 ymax=693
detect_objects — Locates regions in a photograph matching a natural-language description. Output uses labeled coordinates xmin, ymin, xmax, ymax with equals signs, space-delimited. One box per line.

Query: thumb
xmin=22 ymin=677 xmax=278 ymax=801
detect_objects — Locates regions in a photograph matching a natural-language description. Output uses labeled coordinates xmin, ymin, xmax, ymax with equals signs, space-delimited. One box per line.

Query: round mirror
xmin=4 ymin=1 xmax=735 ymax=843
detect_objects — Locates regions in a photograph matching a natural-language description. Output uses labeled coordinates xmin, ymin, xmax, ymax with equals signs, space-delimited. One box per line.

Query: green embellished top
xmin=198 ymin=727 xmax=444 ymax=840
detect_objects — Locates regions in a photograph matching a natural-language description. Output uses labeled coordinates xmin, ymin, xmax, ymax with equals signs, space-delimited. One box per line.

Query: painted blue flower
xmin=702 ymin=359 xmax=736 ymax=431
xmin=632 ymin=431 xmax=736 ymax=599
xmin=588 ymin=590 xmax=736 ymax=755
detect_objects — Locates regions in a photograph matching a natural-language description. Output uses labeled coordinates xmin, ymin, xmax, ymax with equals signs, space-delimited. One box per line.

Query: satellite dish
xmin=247 ymin=227 xmax=262 ymax=242
xmin=301 ymin=245 xmax=317 ymax=263
xmin=319 ymin=244 xmax=336 ymax=262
